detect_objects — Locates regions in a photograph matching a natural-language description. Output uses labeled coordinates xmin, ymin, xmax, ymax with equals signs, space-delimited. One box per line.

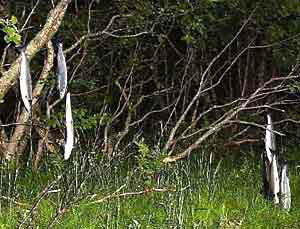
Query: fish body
xmin=270 ymin=155 xmax=280 ymax=204
xmin=19 ymin=47 xmax=32 ymax=112
xmin=262 ymin=151 xmax=271 ymax=197
xmin=280 ymin=162 xmax=291 ymax=210
xmin=57 ymin=42 xmax=67 ymax=99
xmin=64 ymin=92 xmax=74 ymax=160
xmin=262 ymin=114 xmax=276 ymax=199
xmin=265 ymin=114 xmax=275 ymax=163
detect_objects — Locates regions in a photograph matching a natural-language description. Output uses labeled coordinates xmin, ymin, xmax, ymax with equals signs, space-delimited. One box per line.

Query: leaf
xmin=4 ymin=35 xmax=10 ymax=43
xmin=47 ymin=119 xmax=57 ymax=128
xmin=12 ymin=33 xmax=21 ymax=45
xmin=3 ymin=26 xmax=15 ymax=35
xmin=10 ymin=15 xmax=18 ymax=25
xmin=181 ymin=34 xmax=195 ymax=45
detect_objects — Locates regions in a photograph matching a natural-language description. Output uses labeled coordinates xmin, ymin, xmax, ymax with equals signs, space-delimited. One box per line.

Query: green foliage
xmin=47 ymin=110 xmax=64 ymax=128
xmin=134 ymin=138 xmax=164 ymax=186
xmin=0 ymin=16 xmax=21 ymax=45
xmin=74 ymin=108 xmax=106 ymax=130
xmin=135 ymin=137 xmax=150 ymax=157
xmin=181 ymin=14 xmax=206 ymax=45
xmin=288 ymin=81 xmax=300 ymax=93
xmin=72 ymin=79 xmax=96 ymax=89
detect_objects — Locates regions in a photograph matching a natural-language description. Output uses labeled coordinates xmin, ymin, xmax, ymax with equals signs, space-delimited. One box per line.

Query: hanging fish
xmin=64 ymin=92 xmax=74 ymax=160
xmin=280 ymin=162 xmax=291 ymax=210
xmin=265 ymin=113 xmax=276 ymax=163
xmin=262 ymin=113 xmax=276 ymax=199
xmin=56 ymin=41 xmax=67 ymax=99
xmin=270 ymin=155 xmax=280 ymax=204
xmin=19 ymin=46 xmax=32 ymax=112
xmin=261 ymin=151 xmax=271 ymax=199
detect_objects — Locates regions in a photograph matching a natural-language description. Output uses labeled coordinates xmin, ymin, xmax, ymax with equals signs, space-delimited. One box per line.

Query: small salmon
xmin=64 ymin=92 xmax=74 ymax=160
xmin=57 ymin=42 xmax=67 ymax=99
xmin=270 ymin=155 xmax=280 ymax=204
xmin=19 ymin=46 xmax=32 ymax=112
xmin=280 ymin=162 xmax=291 ymax=210
xmin=265 ymin=114 xmax=276 ymax=163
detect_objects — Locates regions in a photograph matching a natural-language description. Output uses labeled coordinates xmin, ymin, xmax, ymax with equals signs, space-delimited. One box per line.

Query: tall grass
xmin=0 ymin=149 xmax=300 ymax=228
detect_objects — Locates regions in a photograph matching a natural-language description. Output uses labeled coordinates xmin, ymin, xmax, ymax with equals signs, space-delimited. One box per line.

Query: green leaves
xmin=181 ymin=34 xmax=196 ymax=45
xmin=180 ymin=10 xmax=206 ymax=45
xmin=0 ymin=15 xmax=21 ymax=45
xmin=135 ymin=138 xmax=151 ymax=157
xmin=10 ymin=15 xmax=18 ymax=25
xmin=74 ymin=108 xmax=108 ymax=130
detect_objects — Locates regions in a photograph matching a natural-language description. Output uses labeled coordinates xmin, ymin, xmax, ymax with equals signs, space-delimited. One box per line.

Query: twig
xmin=224 ymin=139 xmax=260 ymax=147
xmin=91 ymin=187 xmax=175 ymax=204
xmin=228 ymin=120 xmax=286 ymax=136
xmin=21 ymin=0 xmax=40 ymax=32
xmin=0 ymin=195 xmax=28 ymax=207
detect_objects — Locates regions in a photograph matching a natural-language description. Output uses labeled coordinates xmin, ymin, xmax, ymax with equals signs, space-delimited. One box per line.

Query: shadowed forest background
xmin=1 ymin=0 xmax=300 ymax=227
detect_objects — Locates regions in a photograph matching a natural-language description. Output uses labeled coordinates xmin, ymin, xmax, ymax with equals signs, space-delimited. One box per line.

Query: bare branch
xmin=21 ymin=0 xmax=41 ymax=32
xmin=163 ymin=11 xmax=255 ymax=152
xmin=90 ymin=186 xmax=175 ymax=204
xmin=65 ymin=14 xmax=149 ymax=54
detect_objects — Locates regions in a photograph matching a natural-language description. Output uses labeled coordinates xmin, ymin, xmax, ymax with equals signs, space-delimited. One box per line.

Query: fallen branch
xmin=224 ymin=139 xmax=260 ymax=147
xmin=91 ymin=187 xmax=175 ymax=204
xmin=0 ymin=195 xmax=28 ymax=207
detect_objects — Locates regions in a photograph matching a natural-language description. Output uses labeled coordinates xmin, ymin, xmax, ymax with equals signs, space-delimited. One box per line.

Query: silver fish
xmin=19 ymin=47 xmax=32 ymax=112
xmin=262 ymin=151 xmax=271 ymax=197
xmin=270 ymin=155 xmax=280 ymax=204
xmin=280 ymin=162 xmax=291 ymax=210
xmin=262 ymin=113 xmax=275 ymax=191
xmin=57 ymin=42 xmax=67 ymax=99
xmin=265 ymin=113 xmax=276 ymax=163
xmin=64 ymin=92 xmax=74 ymax=160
